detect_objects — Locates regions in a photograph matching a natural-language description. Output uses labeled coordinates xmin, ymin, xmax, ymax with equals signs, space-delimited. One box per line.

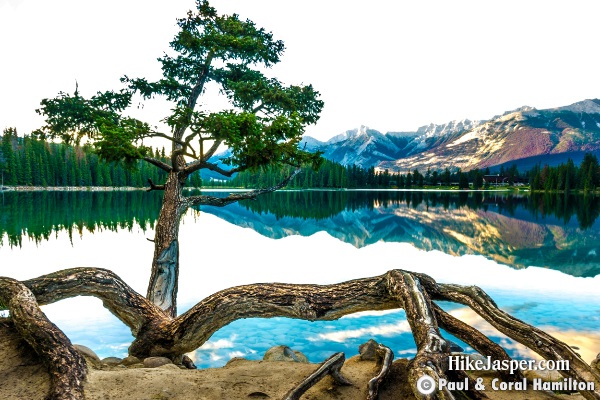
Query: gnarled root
xmin=2 ymin=267 xmax=598 ymax=399
xmin=367 ymin=344 xmax=394 ymax=400
xmin=282 ymin=352 xmax=351 ymax=400
xmin=0 ymin=277 xmax=87 ymax=400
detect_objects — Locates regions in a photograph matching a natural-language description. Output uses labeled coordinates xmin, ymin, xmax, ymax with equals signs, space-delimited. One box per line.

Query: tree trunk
xmin=147 ymin=171 xmax=187 ymax=317
xmin=146 ymin=168 xmax=301 ymax=318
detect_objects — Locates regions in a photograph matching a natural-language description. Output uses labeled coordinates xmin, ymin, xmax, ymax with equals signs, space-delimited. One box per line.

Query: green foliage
xmin=529 ymin=153 xmax=600 ymax=193
xmin=0 ymin=133 xmax=168 ymax=188
xmin=33 ymin=0 xmax=323 ymax=181
xmin=0 ymin=191 xmax=163 ymax=247
xmin=34 ymin=88 xmax=151 ymax=165
xmin=117 ymin=0 xmax=321 ymax=176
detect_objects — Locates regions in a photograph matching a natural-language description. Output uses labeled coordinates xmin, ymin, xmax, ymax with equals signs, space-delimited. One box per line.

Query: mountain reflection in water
xmin=1 ymin=190 xmax=599 ymax=277
xmin=199 ymin=190 xmax=600 ymax=277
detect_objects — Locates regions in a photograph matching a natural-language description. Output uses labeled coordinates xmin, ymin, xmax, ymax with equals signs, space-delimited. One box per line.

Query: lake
xmin=0 ymin=190 xmax=599 ymax=368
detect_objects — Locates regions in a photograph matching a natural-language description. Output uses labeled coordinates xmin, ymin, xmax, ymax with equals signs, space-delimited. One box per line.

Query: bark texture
xmin=282 ymin=352 xmax=351 ymax=400
xmin=147 ymin=172 xmax=186 ymax=317
xmin=0 ymin=277 xmax=87 ymax=400
xmin=2 ymin=268 xmax=599 ymax=400
xmin=367 ymin=344 xmax=394 ymax=400
xmin=147 ymin=168 xmax=300 ymax=317
xmin=433 ymin=303 xmax=523 ymax=383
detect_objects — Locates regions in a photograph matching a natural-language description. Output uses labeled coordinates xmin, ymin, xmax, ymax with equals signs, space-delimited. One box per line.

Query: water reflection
xmin=0 ymin=191 xmax=162 ymax=246
xmin=1 ymin=190 xmax=599 ymax=277
xmin=203 ymin=191 xmax=600 ymax=277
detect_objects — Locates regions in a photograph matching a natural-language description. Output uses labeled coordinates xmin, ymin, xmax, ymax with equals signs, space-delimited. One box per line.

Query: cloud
xmin=198 ymin=338 xmax=235 ymax=350
xmin=309 ymin=321 xmax=411 ymax=343
xmin=342 ymin=309 xmax=404 ymax=319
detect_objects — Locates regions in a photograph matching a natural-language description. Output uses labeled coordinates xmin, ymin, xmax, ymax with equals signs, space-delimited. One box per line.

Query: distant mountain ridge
xmin=302 ymin=99 xmax=600 ymax=172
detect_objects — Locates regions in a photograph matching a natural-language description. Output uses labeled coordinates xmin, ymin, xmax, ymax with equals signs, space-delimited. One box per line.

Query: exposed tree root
xmin=432 ymin=303 xmax=523 ymax=383
xmin=282 ymin=352 xmax=351 ymax=400
xmin=0 ymin=277 xmax=87 ymax=400
xmin=1 ymin=268 xmax=598 ymax=399
xmin=422 ymin=279 xmax=600 ymax=400
xmin=367 ymin=344 xmax=394 ymax=400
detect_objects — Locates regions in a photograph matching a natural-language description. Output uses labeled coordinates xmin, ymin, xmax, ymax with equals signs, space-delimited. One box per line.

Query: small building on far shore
xmin=483 ymin=175 xmax=509 ymax=186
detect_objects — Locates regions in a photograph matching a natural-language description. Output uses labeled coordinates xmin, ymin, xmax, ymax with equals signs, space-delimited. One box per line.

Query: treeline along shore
xmin=1 ymin=128 xmax=599 ymax=192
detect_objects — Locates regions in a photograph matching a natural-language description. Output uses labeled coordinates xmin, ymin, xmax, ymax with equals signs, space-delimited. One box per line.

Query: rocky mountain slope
xmin=303 ymin=99 xmax=600 ymax=172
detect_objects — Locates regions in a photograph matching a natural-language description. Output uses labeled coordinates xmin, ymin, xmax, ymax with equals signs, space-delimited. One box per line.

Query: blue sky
xmin=1 ymin=0 xmax=600 ymax=141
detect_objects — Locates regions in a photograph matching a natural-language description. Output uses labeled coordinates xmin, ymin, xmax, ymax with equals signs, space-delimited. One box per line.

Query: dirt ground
xmin=0 ymin=322 xmax=585 ymax=400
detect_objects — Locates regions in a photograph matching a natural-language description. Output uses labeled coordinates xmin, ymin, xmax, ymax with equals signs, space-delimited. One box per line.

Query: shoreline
xmin=0 ymin=186 xmax=146 ymax=192
xmin=0 ymin=185 xmax=515 ymax=193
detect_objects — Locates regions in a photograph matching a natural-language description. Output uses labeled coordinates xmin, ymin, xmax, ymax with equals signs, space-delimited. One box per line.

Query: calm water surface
xmin=0 ymin=190 xmax=599 ymax=368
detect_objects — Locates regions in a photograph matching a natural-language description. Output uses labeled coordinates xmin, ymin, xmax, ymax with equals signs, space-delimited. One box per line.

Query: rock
xmin=358 ymin=339 xmax=379 ymax=361
xmin=101 ymin=357 xmax=122 ymax=366
xmin=73 ymin=344 xmax=100 ymax=361
xmin=263 ymin=345 xmax=308 ymax=363
xmin=226 ymin=357 xmax=247 ymax=366
xmin=182 ymin=354 xmax=197 ymax=369
xmin=120 ymin=356 xmax=141 ymax=366
xmin=143 ymin=356 xmax=173 ymax=368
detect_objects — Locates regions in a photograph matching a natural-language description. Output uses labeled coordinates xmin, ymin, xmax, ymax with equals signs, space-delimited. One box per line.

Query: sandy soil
xmin=0 ymin=322 xmax=584 ymax=400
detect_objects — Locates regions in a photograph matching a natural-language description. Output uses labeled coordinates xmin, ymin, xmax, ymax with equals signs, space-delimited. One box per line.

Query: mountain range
xmin=302 ymin=99 xmax=600 ymax=173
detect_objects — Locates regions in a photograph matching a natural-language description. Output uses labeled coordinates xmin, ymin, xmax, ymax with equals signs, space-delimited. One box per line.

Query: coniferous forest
xmin=1 ymin=128 xmax=599 ymax=192
xmin=0 ymin=128 xmax=175 ymax=188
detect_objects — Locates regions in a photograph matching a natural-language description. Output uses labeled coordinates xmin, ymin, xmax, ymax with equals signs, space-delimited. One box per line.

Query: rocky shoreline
xmin=0 ymin=320 xmax=586 ymax=400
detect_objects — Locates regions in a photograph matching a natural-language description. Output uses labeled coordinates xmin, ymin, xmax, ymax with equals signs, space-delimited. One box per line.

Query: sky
xmin=1 ymin=0 xmax=600 ymax=142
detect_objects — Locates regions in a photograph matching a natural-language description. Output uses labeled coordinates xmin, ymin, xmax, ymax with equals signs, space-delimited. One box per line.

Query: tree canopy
xmin=35 ymin=0 xmax=323 ymax=177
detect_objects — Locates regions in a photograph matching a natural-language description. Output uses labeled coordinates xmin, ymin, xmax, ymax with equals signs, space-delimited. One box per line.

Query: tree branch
xmin=146 ymin=178 xmax=165 ymax=192
xmin=146 ymin=131 xmax=187 ymax=147
xmin=201 ymin=138 xmax=222 ymax=161
xmin=183 ymin=168 xmax=300 ymax=208
xmin=187 ymin=51 xmax=214 ymax=112
xmin=21 ymin=268 xmax=168 ymax=336
xmin=184 ymin=156 xmax=234 ymax=178
xmin=0 ymin=277 xmax=87 ymax=400
xmin=142 ymin=156 xmax=172 ymax=172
